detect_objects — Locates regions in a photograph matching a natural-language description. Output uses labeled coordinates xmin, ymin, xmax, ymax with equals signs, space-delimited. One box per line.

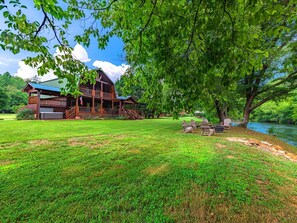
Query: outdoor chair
xmin=222 ymin=118 xmax=232 ymax=129
xmin=190 ymin=119 xmax=197 ymax=129
xmin=182 ymin=120 xmax=193 ymax=133
xmin=182 ymin=120 xmax=190 ymax=128
xmin=201 ymin=125 xmax=215 ymax=136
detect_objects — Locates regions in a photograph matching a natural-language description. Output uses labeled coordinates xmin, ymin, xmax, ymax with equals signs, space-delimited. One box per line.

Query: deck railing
xmin=80 ymin=87 xmax=113 ymax=100
xmin=80 ymin=87 xmax=92 ymax=97
xmin=79 ymin=106 xmax=92 ymax=113
xmin=40 ymin=99 xmax=67 ymax=107
xmin=28 ymin=96 xmax=38 ymax=104
xmin=102 ymin=92 xmax=112 ymax=100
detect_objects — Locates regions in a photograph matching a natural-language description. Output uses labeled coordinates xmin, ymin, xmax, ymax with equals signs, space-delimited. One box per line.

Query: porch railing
xmin=80 ymin=87 xmax=113 ymax=100
xmin=28 ymin=96 xmax=38 ymax=104
xmin=79 ymin=106 xmax=92 ymax=113
xmin=102 ymin=92 xmax=112 ymax=100
xmin=78 ymin=107 xmax=121 ymax=116
xmin=40 ymin=99 xmax=67 ymax=107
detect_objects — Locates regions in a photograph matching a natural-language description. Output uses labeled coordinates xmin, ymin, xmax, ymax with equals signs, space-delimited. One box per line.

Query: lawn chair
xmin=190 ymin=119 xmax=197 ymax=129
xmin=182 ymin=120 xmax=189 ymax=128
xmin=201 ymin=125 xmax=215 ymax=136
xmin=222 ymin=118 xmax=232 ymax=129
xmin=182 ymin=120 xmax=193 ymax=133
xmin=202 ymin=118 xmax=209 ymax=125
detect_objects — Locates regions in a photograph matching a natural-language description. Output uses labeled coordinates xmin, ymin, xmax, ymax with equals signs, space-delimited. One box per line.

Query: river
xmin=247 ymin=122 xmax=297 ymax=147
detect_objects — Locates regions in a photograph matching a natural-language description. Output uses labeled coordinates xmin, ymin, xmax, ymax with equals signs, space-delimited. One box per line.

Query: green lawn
xmin=0 ymin=113 xmax=16 ymax=120
xmin=0 ymin=118 xmax=296 ymax=222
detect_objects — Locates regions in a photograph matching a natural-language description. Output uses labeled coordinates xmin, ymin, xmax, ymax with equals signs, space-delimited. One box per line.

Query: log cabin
xmin=23 ymin=69 xmax=141 ymax=119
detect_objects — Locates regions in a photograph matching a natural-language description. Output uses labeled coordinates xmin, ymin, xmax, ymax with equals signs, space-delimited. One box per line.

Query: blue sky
xmin=0 ymin=1 xmax=128 ymax=82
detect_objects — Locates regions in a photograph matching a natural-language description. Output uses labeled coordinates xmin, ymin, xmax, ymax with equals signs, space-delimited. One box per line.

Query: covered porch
xmin=67 ymin=96 xmax=141 ymax=119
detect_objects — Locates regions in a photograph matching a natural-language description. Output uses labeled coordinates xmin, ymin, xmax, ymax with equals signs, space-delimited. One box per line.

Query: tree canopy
xmin=1 ymin=0 xmax=297 ymax=125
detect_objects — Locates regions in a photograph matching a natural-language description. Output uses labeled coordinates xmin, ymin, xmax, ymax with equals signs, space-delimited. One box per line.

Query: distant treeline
xmin=0 ymin=72 xmax=27 ymax=113
xmin=251 ymin=92 xmax=297 ymax=125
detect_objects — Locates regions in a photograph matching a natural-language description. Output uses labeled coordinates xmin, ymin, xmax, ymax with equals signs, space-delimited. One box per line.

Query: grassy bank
xmin=0 ymin=113 xmax=16 ymax=120
xmin=0 ymin=118 xmax=296 ymax=222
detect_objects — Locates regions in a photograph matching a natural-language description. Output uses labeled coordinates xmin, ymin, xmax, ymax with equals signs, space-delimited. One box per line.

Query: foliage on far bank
xmin=0 ymin=72 xmax=27 ymax=113
xmin=252 ymin=92 xmax=297 ymax=125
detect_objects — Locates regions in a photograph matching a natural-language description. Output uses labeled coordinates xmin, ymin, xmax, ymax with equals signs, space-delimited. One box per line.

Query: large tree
xmin=1 ymin=0 xmax=297 ymax=125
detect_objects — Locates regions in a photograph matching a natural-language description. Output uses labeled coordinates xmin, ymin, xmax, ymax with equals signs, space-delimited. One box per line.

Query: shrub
xmin=12 ymin=104 xmax=26 ymax=113
xmin=83 ymin=115 xmax=102 ymax=120
xmin=16 ymin=107 xmax=35 ymax=120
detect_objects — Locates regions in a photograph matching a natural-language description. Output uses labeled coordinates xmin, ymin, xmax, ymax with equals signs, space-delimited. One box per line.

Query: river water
xmin=247 ymin=122 xmax=297 ymax=147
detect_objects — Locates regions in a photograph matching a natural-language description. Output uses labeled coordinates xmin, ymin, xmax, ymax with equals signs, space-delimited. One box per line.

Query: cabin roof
xmin=27 ymin=82 xmax=61 ymax=92
xmin=96 ymin=69 xmax=114 ymax=85
xmin=40 ymin=78 xmax=67 ymax=88
xmin=117 ymin=96 xmax=130 ymax=100
xmin=117 ymin=96 xmax=138 ymax=103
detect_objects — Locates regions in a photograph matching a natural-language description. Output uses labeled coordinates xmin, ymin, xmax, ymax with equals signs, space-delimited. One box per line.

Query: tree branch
xmin=34 ymin=14 xmax=47 ymax=39
xmin=35 ymin=5 xmax=63 ymax=46
xmin=184 ymin=0 xmax=202 ymax=56
xmin=256 ymin=70 xmax=297 ymax=96
xmin=138 ymin=0 xmax=157 ymax=56
xmin=223 ymin=0 xmax=235 ymax=43
xmin=250 ymin=87 xmax=295 ymax=111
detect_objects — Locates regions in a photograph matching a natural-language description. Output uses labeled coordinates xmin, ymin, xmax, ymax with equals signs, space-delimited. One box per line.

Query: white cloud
xmin=0 ymin=61 xmax=8 ymax=66
xmin=14 ymin=61 xmax=57 ymax=81
xmin=54 ymin=43 xmax=91 ymax=63
xmin=92 ymin=60 xmax=129 ymax=82
xmin=72 ymin=44 xmax=91 ymax=62
xmin=14 ymin=44 xmax=91 ymax=82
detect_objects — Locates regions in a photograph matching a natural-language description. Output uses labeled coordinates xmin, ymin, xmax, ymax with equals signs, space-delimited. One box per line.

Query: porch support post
xmin=92 ymin=84 xmax=95 ymax=115
xmin=119 ymin=101 xmax=122 ymax=115
xmin=75 ymin=96 xmax=79 ymax=118
xmin=100 ymin=82 xmax=103 ymax=116
xmin=36 ymin=90 xmax=40 ymax=120
xmin=111 ymin=86 xmax=114 ymax=109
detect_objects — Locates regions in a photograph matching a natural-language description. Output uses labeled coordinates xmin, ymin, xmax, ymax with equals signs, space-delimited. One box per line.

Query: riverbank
xmin=248 ymin=122 xmax=297 ymax=147
xmin=1 ymin=119 xmax=296 ymax=222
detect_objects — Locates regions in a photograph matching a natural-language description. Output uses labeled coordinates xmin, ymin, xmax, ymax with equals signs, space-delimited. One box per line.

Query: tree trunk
xmin=241 ymin=95 xmax=254 ymax=128
xmin=242 ymin=107 xmax=251 ymax=128
xmin=214 ymin=100 xmax=225 ymax=123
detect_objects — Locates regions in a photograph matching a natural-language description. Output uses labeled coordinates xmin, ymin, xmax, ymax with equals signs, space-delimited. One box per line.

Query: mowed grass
xmin=0 ymin=118 xmax=296 ymax=222
xmin=0 ymin=113 xmax=16 ymax=120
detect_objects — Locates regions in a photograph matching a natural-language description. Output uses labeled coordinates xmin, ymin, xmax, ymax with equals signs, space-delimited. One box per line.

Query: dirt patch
xmin=215 ymin=143 xmax=226 ymax=148
xmin=0 ymin=160 xmax=14 ymax=166
xmin=226 ymin=137 xmax=297 ymax=162
xmin=128 ymin=149 xmax=141 ymax=154
xmin=0 ymin=142 xmax=21 ymax=149
xmin=256 ymin=179 xmax=269 ymax=186
xmin=68 ymin=136 xmax=111 ymax=149
xmin=144 ymin=163 xmax=169 ymax=176
xmin=113 ymin=134 xmax=128 ymax=139
xmin=29 ymin=139 xmax=50 ymax=146
xmin=226 ymin=155 xmax=235 ymax=159
xmin=68 ymin=138 xmax=88 ymax=147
